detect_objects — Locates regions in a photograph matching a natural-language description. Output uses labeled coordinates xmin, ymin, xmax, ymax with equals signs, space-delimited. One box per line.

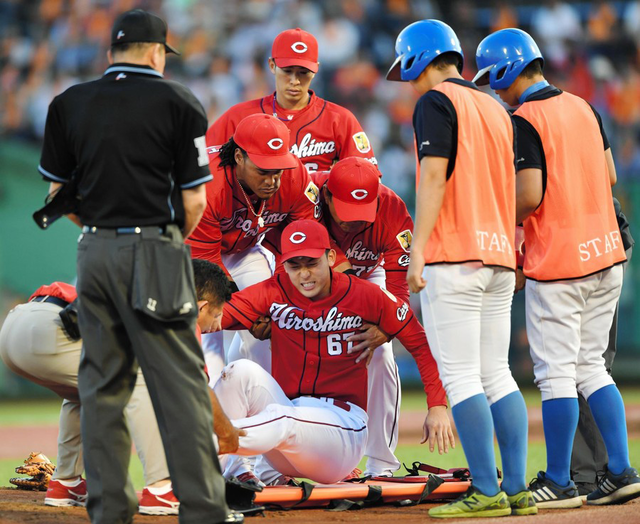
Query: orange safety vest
xmin=515 ymin=92 xmax=625 ymax=281
xmin=419 ymin=81 xmax=516 ymax=269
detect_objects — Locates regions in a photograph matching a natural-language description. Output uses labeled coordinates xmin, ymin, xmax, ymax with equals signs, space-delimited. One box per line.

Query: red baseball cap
xmin=327 ymin=157 xmax=380 ymax=222
xmin=233 ymin=114 xmax=298 ymax=170
xmin=281 ymin=220 xmax=331 ymax=262
xmin=271 ymin=28 xmax=319 ymax=73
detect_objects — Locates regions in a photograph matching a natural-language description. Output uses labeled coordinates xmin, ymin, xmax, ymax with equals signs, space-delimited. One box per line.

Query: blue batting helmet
xmin=473 ymin=28 xmax=544 ymax=90
xmin=386 ymin=20 xmax=464 ymax=82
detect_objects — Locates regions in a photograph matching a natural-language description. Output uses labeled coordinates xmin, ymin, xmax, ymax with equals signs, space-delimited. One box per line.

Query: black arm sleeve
xmin=172 ymin=84 xmax=212 ymax=189
xmin=413 ymin=91 xmax=456 ymax=161
xmin=512 ymin=115 xmax=544 ymax=171
xmin=587 ymin=102 xmax=611 ymax=150
xmin=39 ymin=97 xmax=76 ymax=183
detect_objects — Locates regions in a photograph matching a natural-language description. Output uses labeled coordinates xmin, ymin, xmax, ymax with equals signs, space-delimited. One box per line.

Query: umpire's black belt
xmin=81 ymin=225 xmax=165 ymax=237
xmin=30 ymin=295 xmax=70 ymax=308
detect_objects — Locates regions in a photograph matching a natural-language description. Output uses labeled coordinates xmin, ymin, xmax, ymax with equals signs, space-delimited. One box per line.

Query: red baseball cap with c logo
xmin=281 ymin=220 xmax=331 ymax=262
xmin=271 ymin=28 xmax=319 ymax=73
xmin=233 ymin=114 xmax=298 ymax=170
xmin=327 ymin=157 xmax=380 ymax=222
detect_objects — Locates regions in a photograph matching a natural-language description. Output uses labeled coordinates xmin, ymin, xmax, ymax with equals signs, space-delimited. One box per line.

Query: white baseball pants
xmin=214 ymin=359 xmax=368 ymax=484
xmin=525 ymin=265 xmax=622 ymax=401
xmin=0 ymin=301 xmax=169 ymax=484
xmin=202 ymin=245 xmax=273 ymax=383
xmin=419 ymin=263 xmax=519 ymax=408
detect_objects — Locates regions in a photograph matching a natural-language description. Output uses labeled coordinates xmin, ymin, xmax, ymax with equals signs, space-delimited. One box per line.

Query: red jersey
xmin=29 ymin=282 xmax=77 ymax=303
xmin=312 ymin=171 xmax=413 ymax=304
xmin=207 ymin=91 xmax=377 ymax=172
xmin=222 ymin=271 xmax=446 ymax=411
xmin=187 ymin=159 xmax=320 ymax=277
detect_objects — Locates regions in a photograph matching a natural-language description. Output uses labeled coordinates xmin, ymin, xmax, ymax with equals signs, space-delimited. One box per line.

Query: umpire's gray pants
xmin=76 ymin=226 xmax=228 ymax=524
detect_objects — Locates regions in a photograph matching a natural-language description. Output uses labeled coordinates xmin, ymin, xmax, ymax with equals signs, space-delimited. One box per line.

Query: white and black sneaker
xmin=586 ymin=467 xmax=640 ymax=505
xmin=529 ymin=471 xmax=582 ymax=509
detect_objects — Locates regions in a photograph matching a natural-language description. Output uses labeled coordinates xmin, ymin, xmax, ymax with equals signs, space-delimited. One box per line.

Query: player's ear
xmin=234 ymin=148 xmax=244 ymax=166
xmin=327 ymin=249 xmax=336 ymax=267
xmin=268 ymin=58 xmax=277 ymax=74
xmin=197 ymin=299 xmax=208 ymax=316
xmin=107 ymin=49 xmax=113 ymax=65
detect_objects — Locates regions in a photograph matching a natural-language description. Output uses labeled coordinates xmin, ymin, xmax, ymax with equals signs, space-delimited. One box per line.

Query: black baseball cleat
xmin=529 ymin=471 xmax=582 ymax=509
xmin=586 ymin=467 xmax=640 ymax=505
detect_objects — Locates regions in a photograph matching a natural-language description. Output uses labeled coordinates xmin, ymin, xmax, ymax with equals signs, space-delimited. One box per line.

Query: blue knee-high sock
xmin=491 ymin=391 xmax=528 ymax=495
xmin=587 ymin=384 xmax=630 ymax=475
xmin=542 ymin=398 xmax=579 ymax=486
xmin=451 ymin=394 xmax=500 ymax=496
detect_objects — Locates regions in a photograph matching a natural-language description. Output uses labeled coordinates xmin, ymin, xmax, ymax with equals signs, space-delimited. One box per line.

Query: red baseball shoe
xmin=139 ymin=486 xmax=180 ymax=515
xmin=44 ymin=478 xmax=88 ymax=507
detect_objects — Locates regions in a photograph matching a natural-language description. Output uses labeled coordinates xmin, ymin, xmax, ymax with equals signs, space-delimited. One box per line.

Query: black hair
xmin=110 ymin=42 xmax=155 ymax=56
xmin=430 ymin=52 xmax=463 ymax=73
xmin=218 ymin=137 xmax=248 ymax=168
xmin=521 ymin=59 xmax=544 ymax=79
xmin=191 ymin=259 xmax=232 ymax=305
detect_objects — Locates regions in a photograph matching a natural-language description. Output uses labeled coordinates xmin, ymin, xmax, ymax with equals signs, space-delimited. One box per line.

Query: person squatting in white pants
xmin=215 ymin=359 xmax=368 ymax=484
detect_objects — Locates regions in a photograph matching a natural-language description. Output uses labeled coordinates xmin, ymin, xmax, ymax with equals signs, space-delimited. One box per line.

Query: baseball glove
xmin=9 ymin=452 xmax=56 ymax=491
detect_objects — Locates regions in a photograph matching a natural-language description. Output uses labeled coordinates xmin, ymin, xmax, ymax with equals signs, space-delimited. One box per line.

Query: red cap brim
xmin=282 ymin=248 xmax=326 ymax=263
xmin=274 ymin=57 xmax=319 ymax=73
xmin=247 ymin=151 xmax=299 ymax=170
xmin=332 ymin=197 xmax=377 ymax=223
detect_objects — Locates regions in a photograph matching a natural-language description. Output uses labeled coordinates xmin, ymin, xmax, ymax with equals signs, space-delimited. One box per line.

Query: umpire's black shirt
xmin=38 ymin=63 xmax=212 ymax=228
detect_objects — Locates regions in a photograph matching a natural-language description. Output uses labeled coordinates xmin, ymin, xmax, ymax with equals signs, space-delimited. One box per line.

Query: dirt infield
xmin=1 ymin=487 xmax=639 ymax=523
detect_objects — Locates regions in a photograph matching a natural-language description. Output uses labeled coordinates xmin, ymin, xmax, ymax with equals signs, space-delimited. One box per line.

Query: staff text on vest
xmin=578 ymin=231 xmax=621 ymax=261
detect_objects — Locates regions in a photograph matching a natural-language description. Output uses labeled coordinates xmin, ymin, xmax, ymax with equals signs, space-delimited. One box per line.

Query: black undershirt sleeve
xmin=413 ymin=91 xmax=456 ymax=161
xmin=39 ymin=97 xmax=76 ymax=182
xmin=512 ymin=115 xmax=544 ymax=171
xmin=587 ymin=102 xmax=611 ymax=150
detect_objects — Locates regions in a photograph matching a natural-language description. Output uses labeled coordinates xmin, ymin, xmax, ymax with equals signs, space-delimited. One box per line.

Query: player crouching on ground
xmin=0 ymin=259 xmax=242 ymax=517
xmin=211 ymin=220 xmax=453 ymax=485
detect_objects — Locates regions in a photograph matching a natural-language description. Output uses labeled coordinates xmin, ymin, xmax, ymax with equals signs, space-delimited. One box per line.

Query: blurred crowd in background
xmin=1 ymin=0 xmax=640 ymax=207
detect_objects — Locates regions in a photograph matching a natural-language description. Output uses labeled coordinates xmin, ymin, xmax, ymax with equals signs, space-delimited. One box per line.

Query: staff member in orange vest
xmin=474 ymin=28 xmax=639 ymax=509
xmin=387 ymin=20 xmax=532 ymax=518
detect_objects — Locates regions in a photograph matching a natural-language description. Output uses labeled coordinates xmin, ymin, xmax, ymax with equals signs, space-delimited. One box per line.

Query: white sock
xmin=146 ymin=483 xmax=173 ymax=495
xmin=57 ymin=477 xmax=83 ymax=487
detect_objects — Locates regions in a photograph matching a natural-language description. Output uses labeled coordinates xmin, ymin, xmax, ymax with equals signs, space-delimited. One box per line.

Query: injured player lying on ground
xmin=212 ymin=220 xmax=454 ymax=485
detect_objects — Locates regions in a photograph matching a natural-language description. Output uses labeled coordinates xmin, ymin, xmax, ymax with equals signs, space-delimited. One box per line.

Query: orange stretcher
xmin=253 ymin=476 xmax=470 ymax=509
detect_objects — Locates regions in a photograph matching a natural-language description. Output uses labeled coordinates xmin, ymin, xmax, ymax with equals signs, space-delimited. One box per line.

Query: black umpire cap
xmin=111 ymin=9 xmax=180 ymax=55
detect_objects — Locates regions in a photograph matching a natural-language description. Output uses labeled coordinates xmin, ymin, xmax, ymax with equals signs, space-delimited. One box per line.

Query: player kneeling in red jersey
xmin=213 ymin=220 xmax=453 ymax=485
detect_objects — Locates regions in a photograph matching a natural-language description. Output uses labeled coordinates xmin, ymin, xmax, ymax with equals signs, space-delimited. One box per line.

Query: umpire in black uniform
xmin=37 ymin=9 xmax=240 ymax=524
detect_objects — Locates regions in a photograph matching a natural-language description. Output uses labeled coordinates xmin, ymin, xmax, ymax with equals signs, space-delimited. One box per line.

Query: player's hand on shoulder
xmin=407 ymin=251 xmax=427 ymax=293
xmin=334 ymin=260 xmax=353 ymax=273
xmin=250 ymin=315 xmax=272 ymax=340
xmin=422 ymin=405 xmax=455 ymax=455
xmin=346 ymin=323 xmax=390 ymax=365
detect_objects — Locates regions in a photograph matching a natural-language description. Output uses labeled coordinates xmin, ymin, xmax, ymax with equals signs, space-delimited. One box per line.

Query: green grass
xmin=0 ymin=398 xmax=63 ymax=425
xmin=1 ymin=389 xmax=639 ymax=490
